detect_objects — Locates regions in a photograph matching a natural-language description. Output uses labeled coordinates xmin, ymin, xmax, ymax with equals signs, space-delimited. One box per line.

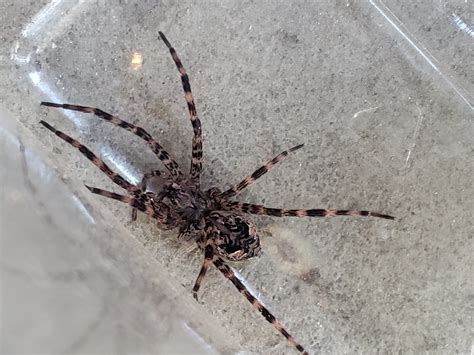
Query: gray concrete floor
xmin=1 ymin=1 xmax=472 ymax=354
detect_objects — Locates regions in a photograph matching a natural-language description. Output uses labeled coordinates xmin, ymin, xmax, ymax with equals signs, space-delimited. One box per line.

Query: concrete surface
xmin=1 ymin=1 xmax=472 ymax=354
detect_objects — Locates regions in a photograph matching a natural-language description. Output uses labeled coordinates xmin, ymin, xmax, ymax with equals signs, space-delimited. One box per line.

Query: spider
xmin=39 ymin=31 xmax=394 ymax=354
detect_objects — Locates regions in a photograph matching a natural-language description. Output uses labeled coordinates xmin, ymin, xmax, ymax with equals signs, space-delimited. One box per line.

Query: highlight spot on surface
xmin=131 ymin=52 xmax=143 ymax=70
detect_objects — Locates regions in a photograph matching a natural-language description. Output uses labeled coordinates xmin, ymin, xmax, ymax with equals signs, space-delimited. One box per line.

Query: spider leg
xmin=223 ymin=201 xmax=395 ymax=220
xmin=84 ymin=185 xmax=160 ymax=219
xmin=192 ymin=245 xmax=214 ymax=301
xmin=40 ymin=102 xmax=183 ymax=179
xmin=40 ymin=120 xmax=137 ymax=192
xmin=141 ymin=169 xmax=165 ymax=181
xmin=220 ymin=144 xmax=304 ymax=198
xmin=159 ymin=31 xmax=203 ymax=183
xmin=213 ymin=258 xmax=308 ymax=354
xmin=131 ymin=170 xmax=164 ymax=222
xmin=131 ymin=206 xmax=138 ymax=222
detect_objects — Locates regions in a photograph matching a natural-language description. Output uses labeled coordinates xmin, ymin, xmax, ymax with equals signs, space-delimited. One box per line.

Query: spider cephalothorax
xmin=39 ymin=31 xmax=394 ymax=354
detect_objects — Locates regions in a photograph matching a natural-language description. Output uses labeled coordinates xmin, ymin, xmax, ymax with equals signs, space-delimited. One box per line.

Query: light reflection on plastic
xmin=20 ymin=0 xmax=88 ymax=54
xmin=353 ymin=106 xmax=378 ymax=119
xmin=181 ymin=322 xmax=219 ymax=355
xmin=234 ymin=267 xmax=268 ymax=308
xmin=98 ymin=145 xmax=140 ymax=185
xmin=369 ymin=0 xmax=473 ymax=111
xmin=452 ymin=13 xmax=474 ymax=38
xmin=10 ymin=41 xmax=30 ymax=64
xmin=71 ymin=195 xmax=96 ymax=225
xmin=29 ymin=71 xmax=88 ymax=129
xmin=21 ymin=0 xmax=63 ymax=38
xmin=131 ymin=52 xmax=143 ymax=70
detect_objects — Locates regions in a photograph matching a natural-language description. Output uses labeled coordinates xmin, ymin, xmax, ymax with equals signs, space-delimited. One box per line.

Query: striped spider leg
xmin=39 ymin=102 xmax=181 ymax=220
xmin=159 ymin=31 xmax=203 ymax=185
xmin=219 ymin=144 xmax=395 ymax=220
xmin=193 ymin=220 xmax=309 ymax=354
xmin=38 ymin=120 xmax=161 ymax=219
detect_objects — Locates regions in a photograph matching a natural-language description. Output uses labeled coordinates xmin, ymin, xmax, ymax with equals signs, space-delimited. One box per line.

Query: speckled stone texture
xmin=1 ymin=1 xmax=472 ymax=354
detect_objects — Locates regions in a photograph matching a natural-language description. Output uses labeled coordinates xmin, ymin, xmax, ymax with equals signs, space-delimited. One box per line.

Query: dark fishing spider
xmin=39 ymin=31 xmax=394 ymax=354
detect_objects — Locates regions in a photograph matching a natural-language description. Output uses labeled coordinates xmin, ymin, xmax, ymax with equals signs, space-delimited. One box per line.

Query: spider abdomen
xmin=208 ymin=212 xmax=262 ymax=261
